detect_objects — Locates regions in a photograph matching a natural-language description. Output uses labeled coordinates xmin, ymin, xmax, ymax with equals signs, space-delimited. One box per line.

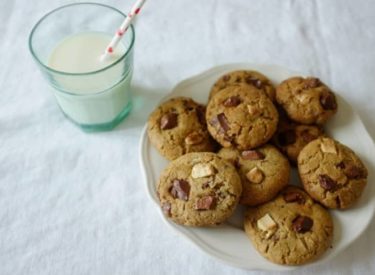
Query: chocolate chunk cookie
xmin=209 ymin=70 xmax=276 ymax=101
xmin=148 ymin=97 xmax=215 ymax=160
xmin=206 ymin=84 xmax=279 ymax=150
xmin=276 ymin=77 xmax=338 ymax=125
xmin=157 ymin=152 xmax=242 ymax=226
xmin=273 ymin=118 xmax=325 ymax=163
xmin=218 ymin=145 xmax=290 ymax=206
xmin=244 ymin=186 xmax=334 ymax=265
xmin=298 ymin=137 xmax=368 ymax=209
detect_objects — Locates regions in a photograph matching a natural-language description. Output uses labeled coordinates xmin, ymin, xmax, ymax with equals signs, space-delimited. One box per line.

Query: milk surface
xmin=47 ymin=32 xmax=132 ymax=126
xmin=48 ymin=32 xmax=123 ymax=75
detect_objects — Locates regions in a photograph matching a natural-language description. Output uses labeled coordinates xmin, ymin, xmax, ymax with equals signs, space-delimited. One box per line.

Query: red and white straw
xmin=101 ymin=0 xmax=146 ymax=60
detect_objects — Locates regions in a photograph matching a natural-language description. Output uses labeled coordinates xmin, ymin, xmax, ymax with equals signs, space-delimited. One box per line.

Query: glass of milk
xmin=29 ymin=3 xmax=135 ymax=131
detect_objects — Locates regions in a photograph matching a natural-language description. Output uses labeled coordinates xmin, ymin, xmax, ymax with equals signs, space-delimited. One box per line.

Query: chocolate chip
xmin=160 ymin=113 xmax=178 ymax=130
xmin=320 ymin=92 xmax=337 ymax=110
xmin=303 ymin=77 xmax=321 ymax=89
xmin=223 ymin=96 xmax=241 ymax=107
xmin=161 ymin=202 xmax=171 ymax=216
xmin=300 ymin=129 xmax=317 ymax=143
xmin=217 ymin=113 xmax=230 ymax=132
xmin=196 ymin=105 xmax=206 ymax=125
xmin=292 ymin=215 xmax=313 ymax=233
xmin=278 ymin=130 xmax=296 ymax=146
xmin=195 ymin=196 xmax=216 ymax=210
xmin=344 ymin=165 xmax=366 ymax=179
xmin=283 ymin=192 xmax=305 ymax=204
xmin=222 ymin=74 xmax=230 ymax=81
xmin=336 ymin=161 xmax=346 ymax=169
xmin=170 ymin=179 xmax=190 ymax=201
xmin=246 ymin=76 xmax=263 ymax=89
xmin=241 ymin=150 xmax=265 ymax=160
xmin=318 ymin=174 xmax=337 ymax=191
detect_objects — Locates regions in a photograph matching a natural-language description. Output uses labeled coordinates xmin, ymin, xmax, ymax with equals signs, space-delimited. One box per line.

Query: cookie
xmin=244 ymin=186 xmax=334 ymax=265
xmin=157 ymin=152 xmax=242 ymax=226
xmin=276 ymin=77 xmax=338 ymax=125
xmin=298 ymin=137 xmax=368 ymax=209
xmin=273 ymin=118 xmax=325 ymax=163
xmin=206 ymin=84 xmax=279 ymax=150
xmin=218 ymin=145 xmax=290 ymax=206
xmin=209 ymin=70 xmax=276 ymax=101
xmin=148 ymin=97 xmax=215 ymax=160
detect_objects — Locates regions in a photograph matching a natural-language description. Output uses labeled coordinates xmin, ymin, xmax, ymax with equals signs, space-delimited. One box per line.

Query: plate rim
xmin=139 ymin=63 xmax=375 ymax=270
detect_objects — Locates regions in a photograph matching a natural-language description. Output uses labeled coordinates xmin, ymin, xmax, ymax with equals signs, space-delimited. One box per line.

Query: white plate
xmin=139 ymin=63 xmax=375 ymax=270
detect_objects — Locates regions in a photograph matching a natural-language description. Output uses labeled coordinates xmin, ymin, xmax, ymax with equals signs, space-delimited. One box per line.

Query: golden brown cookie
xmin=272 ymin=117 xmax=325 ymax=163
xmin=276 ymin=77 xmax=338 ymax=125
xmin=298 ymin=137 xmax=368 ymax=209
xmin=244 ymin=186 xmax=334 ymax=265
xmin=209 ymin=70 xmax=276 ymax=101
xmin=206 ymin=84 xmax=279 ymax=150
xmin=218 ymin=145 xmax=290 ymax=206
xmin=147 ymin=97 xmax=215 ymax=160
xmin=157 ymin=152 xmax=242 ymax=226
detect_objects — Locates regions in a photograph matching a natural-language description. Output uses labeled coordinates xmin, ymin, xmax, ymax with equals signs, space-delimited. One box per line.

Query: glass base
xmin=63 ymin=102 xmax=132 ymax=132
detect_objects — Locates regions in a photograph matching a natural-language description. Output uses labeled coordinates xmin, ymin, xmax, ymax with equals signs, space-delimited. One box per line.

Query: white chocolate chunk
xmin=320 ymin=139 xmax=337 ymax=154
xmin=257 ymin=213 xmax=277 ymax=232
xmin=185 ymin=132 xmax=203 ymax=145
xmin=191 ymin=163 xmax=215 ymax=178
xmin=246 ymin=167 xmax=264 ymax=184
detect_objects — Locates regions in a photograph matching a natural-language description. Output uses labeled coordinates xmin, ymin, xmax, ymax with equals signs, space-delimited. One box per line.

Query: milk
xmin=48 ymin=32 xmax=133 ymax=127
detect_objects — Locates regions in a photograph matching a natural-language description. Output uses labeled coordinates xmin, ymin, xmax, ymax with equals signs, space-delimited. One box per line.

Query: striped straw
xmin=101 ymin=0 xmax=146 ymax=60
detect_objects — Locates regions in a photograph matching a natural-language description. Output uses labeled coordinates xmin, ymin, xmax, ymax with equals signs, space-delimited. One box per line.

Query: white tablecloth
xmin=1 ymin=0 xmax=375 ymax=274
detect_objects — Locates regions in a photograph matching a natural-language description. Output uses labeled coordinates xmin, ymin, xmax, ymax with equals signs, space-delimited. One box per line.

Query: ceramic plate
xmin=139 ymin=63 xmax=375 ymax=270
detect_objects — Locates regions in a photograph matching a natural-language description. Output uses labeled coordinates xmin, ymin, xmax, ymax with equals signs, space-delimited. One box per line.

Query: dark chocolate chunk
xmin=283 ymin=192 xmax=305 ymax=204
xmin=223 ymin=96 xmax=241 ymax=107
xmin=320 ymin=92 xmax=337 ymax=110
xmin=318 ymin=174 xmax=337 ymax=191
xmin=246 ymin=76 xmax=263 ymax=89
xmin=160 ymin=113 xmax=178 ymax=130
xmin=344 ymin=165 xmax=367 ymax=179
xmin=195 ymin=196 xmax=216 ymax=210
xmin=336 ymin=161 xmax=346 ymax=169
xmin=217 ymin=113 xmax=230 ymax=132
xmin=303 ymin=77 xmax=321 ymax=89
xmin=241 ymin=150 xmax=265 ymax=160
xmin=222 ymin=74 xmax=230 ymax=81
xmin=292 ymin=215 xmax=313 ymax=233
xmin=170 ymin=179 xmax=190 ymax=201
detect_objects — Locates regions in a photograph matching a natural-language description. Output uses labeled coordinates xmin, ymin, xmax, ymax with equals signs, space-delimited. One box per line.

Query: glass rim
xmin=28 ymin=2 xmax=135 ymax=76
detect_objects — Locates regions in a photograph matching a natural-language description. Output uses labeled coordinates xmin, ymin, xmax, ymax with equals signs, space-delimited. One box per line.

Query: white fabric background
xmin=1 ymin=0 xmax=374 ymax=274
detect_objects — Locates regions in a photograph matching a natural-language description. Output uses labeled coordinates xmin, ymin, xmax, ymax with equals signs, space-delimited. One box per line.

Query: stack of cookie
xmin=147 ymin=70 xmax=368 ymax=266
